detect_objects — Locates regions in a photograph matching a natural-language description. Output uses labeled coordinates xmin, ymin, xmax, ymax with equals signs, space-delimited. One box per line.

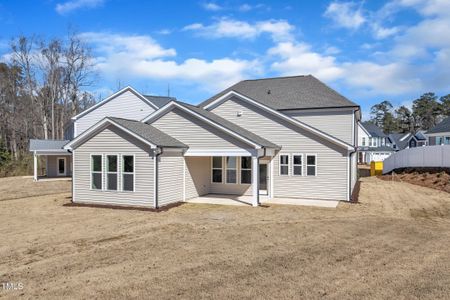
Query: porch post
xmin=251 ymin=155 xmax=259 ymax=207
xmin=33 ymin=151 xmax=38 ymax=181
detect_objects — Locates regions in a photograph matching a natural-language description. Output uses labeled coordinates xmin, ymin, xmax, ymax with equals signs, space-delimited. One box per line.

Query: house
xmin=357 ymin=122 xmax=394 ymax=163
xmin=31 ymin=75 xmax=361 ymax=207
xmin=427 ymin=116 xmax=450 ymax=145
xmin=389 ymin=131 xmax=427 ymax=150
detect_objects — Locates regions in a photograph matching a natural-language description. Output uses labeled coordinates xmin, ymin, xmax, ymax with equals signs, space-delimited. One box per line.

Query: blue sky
xmin=1 ymin=0 xmax=450 ymax=118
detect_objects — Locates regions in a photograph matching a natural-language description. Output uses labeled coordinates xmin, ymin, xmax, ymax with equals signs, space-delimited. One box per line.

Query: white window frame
xmin=292 ymin=153 xmax=303 ymax=176
xmin=279 ymin=154 xmax=289 ymax=176
xmin=239 ymin=156 xmax=252 ymax=185
xmin=122 ymin=154 xmax=135 ymax=192
xmin=106 ymin=154 xmax=119 ymax=191
xmin=225 ymin=156 xmax=237 ymax=184
xmin=211 ymin=156 xmax=223 ymax=184
xmin=56 ymin=156 xmax=66 ymax=176
xmin=306 ymin=154 xmax=317 ymax=177
xmin=362 ymin=137 xmax=366 ymax=146
xmin=90 ymin=154 xmax=103 ymax=190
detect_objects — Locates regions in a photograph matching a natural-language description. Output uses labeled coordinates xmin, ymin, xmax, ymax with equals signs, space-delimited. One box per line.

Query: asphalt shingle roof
xmin=389 ymin=133 xmax=412 ymax=150
xmin=361 ymin=122 xmax=386 ymax=137
xmin=29 ymin=139 xmax=70 ymax=151
xmin=198 ymin=75 xmax=359 ymax=110
xmin=109 ymin=117 xmax=187 ymax=148
xmin=427 ymin=116 xmax=450 ymax=134
xmin=143 ymin=95 xmax=176 ymax=108
xmin=175 ymin=102 xmax=280 ymax=149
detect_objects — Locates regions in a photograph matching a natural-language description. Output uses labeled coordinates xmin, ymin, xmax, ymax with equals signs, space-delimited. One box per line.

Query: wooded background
xmin=0 ymin=32 xmax=96 ymax=175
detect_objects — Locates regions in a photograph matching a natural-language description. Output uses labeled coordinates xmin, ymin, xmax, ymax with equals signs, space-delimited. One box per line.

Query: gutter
xmin=154 ymin=147 xmax=163 ymax=209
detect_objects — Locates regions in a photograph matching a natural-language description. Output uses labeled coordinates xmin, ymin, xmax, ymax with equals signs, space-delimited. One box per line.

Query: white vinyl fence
xmin=383 ymin=145 xmax=450 ymax=174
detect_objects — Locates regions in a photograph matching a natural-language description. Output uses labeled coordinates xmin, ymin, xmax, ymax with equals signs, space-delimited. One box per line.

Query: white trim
xmin=153 ymin=153 xmax=158 ymax=208
xmin=56 ymin=157 xmax=67 ymax=176
xmin=184 ymin=149 xmax=255 ymax=157
xmin=64 ymin=118 xmax=158 ymax=150
xmin=72 ymin=151 xmax=76 ymax=202
xmin=347 ymin=155 xmax=350 ymax=201
xmin=358 ymin=122 xmax=372 ymax=137
xmin=400 ymin=133 xmax=411 ymax=141
xmin=211 ymin=156 xmax=223 ymax=184
xmin=305 ymin=153 xmax=317 ymax=176
xmin=269 ymin=158 xmax=274 ymax=199
xmin=90 ymin=154 xmax=103 ymax=190
xmin=142 ymin=101 xmax=262 ymax=149
xmin=33 ymin=151 xmax=38 ymax=181
xmin=105 ymin=154 xmax=119 ymax=191
xmin=291 ymin=153 xmax=304 ymax=176
xmin=251 ymin=155 xmax=259 ymax=207
xmin=202 ymin=91 xmax=354 ymax=151
xmin=239 ymin=156 xmax=252 ymax=185
xmin=122 ymin=154 xmax=135 ymax=192
xmin=279 ymin=154 xmax=289 ymax=176
xmin=182 ymin=158 xmax=186 ymax=202
xmin=71 ymin=86 xmax=158 ymax=120
xmin=225 ymin=156 xmax=238 ymax=184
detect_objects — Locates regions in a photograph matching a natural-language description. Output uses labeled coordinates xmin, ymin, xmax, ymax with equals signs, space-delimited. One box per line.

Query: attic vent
xmin=267 ymin=89 xmax=271 ymax=94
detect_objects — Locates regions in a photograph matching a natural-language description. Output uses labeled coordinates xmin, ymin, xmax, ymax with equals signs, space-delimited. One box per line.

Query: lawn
xmin=0 ymin=176 xmax=449 ymax=299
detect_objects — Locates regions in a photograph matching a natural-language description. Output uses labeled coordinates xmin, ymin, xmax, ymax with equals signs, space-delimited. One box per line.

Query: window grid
xmin=279 ymin=154 xmax=289 ymax=176
xmin=292 ymin=154 xmax=303 ymax=176
xmin=306 ymin=154 xmax=317 ymax=176
xmin=240 ymin=156 xmax=252 ymax=184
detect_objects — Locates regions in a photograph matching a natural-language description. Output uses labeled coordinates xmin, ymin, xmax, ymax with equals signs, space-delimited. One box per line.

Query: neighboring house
xmin=389 ymin=131 xmax=427 ymax=151
xmin=32 ymin=75 xmax=361 ymax=207
xmin=427 ymin=116 xmax=450 ymax=145
xmin=357 ymin=122 xmax=394 ymax=163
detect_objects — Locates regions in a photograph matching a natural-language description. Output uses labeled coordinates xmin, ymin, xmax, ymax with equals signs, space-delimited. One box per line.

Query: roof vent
xmin=267 ymin=89 xmax=271 ymax=94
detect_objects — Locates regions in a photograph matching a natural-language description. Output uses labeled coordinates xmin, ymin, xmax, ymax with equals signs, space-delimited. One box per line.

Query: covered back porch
xmin=29 ymin=139 xmax=72 ymax=181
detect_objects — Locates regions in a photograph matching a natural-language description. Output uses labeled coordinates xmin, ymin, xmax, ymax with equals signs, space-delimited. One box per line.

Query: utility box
xmin=370 ymin=161 xmax=383 ymax=176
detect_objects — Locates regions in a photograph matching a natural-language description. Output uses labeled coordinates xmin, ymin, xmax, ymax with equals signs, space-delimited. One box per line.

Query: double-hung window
xmin=106 ymin=155 xmax=118 ymax=191
xmin=306 ymin=154 xmax=317 ymax=176
xmin=122 ymin=155 xmax=134 ymax=191
xmin=91 ymin=155 xmax=102 ymax=190
xmin=240 ymin=157 xmax=251 ymax=184
xmin=292 ymin=154 xmax=303 ymax=176
xmin=226 ymin=157 xmax=237 ymax=184
xmin=212 ymin=157 xmax=222 ymax=183
xmin=362 ymin=137 xmax=366 ymax=146
xmin=279 ymin=154 xmax=289 ymax=175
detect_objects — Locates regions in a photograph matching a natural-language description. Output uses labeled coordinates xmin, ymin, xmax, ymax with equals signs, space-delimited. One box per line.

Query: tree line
xmin=0 ymin=31 xmax=97 ymax=175
xmin=369 ymin=92 xmax=450 ymax=134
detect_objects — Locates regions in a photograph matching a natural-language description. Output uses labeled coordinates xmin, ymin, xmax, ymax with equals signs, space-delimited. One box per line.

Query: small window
xmin=226 ymin=157 xmax=237 ymax=184
xmin=362 ymin=137 xmax=366 ymax=146
xmin=279 ymin=155 xmax=289 ymax=175
xmin=306 ymin=154 xmax=317 ymax=176
xmin=292 ymin=154 xmax=303 ymax=176
xmin=240 ymin=157 xmax=251 ymax=184
xmin=212 ymin=157 xmax=222 ymax=183
xmin=445 ymin=137 xmax=450 ymax=145
xmin=91 ymin=155 xmax=102 ymax=190
xmin=122 ymin=155 xmax=134 ymax=191
xmin=106 ymin=155 xmax=118 ymax=191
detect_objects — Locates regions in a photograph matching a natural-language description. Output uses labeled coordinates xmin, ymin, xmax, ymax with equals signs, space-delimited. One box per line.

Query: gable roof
xmin=64 ymin=117 xmax=187 ymax=150
xmin=389 ymin=133 xmax=416 ymax=150
xmin=199 ymin=75 xmax=359 ymax=110
xmin=427 ymin=116 xmax=450 ymax=134
xmin=71 ymin=86 xmax=159 ymax=121
xmin=29 ymin=139 xmax=70 ymax=152
xmin=361 ymin=122 xmax=386 ymax=137
xmin=415 ymin=131 xmax=427 ymax=140
xmin=143 ymin=101 xmax=280 ymax=149
xmin=144 ymin=95 xmax=176 ymax=108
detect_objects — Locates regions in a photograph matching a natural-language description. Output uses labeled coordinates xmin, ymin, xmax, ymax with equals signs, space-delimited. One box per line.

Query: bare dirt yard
xmin=379 ymin=169 xmax=450 ymax=194
xmin=1 ymin=176 xmax=449 ymax=299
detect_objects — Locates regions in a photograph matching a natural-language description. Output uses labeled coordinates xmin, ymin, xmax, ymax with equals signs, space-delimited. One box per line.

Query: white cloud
xmin=202 ymin=2 xmax=223 ymax=11
xmin=238 ymin=4 xmax=252 ymax=12
xmin=55 ymin=0 xmax=104 ymax=14
xmin=183 ymin=18 xmax=294 ymax=41
xmin=371 ymin=23 xmax=401 ymax=39
xmin=324 ymin=1 xmax=366 ymax=30
xmin=80 ymin=32 xmax=261 ymax=91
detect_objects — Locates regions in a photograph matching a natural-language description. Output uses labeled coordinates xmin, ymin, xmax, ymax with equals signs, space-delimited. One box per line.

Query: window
xmin=368 ymin=137 xmax=372 ymax=147
xmin=279 ymin=155 xmax=289 ymax=175
xmin=212 ymin=157 xmax=222 ymax=183
xmin=226 ymin=156 xmax=237 ymax=184
xmin=292 ymin=154 xmax=303 ymax=176
xmin=437 ymin=137 xmax=443 ymax=145
xmin=240 ymin=157 xmax=251 ymax=184
xmin=106 ymin=155 xmax=118 ymax=191
xmin=122 ymin=155 xmax=134 ymax=191
xmin=91 ymin=155 xmax=102 ymax=190
xmin=362 ymin=137 xmax=366 ymax=146
xmin=446 ymin=137 xmax=450 ymax=145
xmin=306 ymin=154 xmax=317 ymax=176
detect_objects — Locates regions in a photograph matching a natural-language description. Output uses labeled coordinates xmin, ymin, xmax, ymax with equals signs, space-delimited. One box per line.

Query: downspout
xmin=154 ymin=147 xmax=163 ymax=209
xmin=349 ymin=106 xmax=360 ymax=201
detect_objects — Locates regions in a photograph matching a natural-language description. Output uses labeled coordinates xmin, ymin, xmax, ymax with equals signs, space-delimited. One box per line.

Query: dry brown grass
xmin=0 ymin=176 xmax=450 ymax=299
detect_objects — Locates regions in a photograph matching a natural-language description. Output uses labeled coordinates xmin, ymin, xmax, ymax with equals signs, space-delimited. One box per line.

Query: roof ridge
xmin=240 ymin=74 xmax=310 ymax=82
xmin=143 ymin=95 xmax=176 ymax=98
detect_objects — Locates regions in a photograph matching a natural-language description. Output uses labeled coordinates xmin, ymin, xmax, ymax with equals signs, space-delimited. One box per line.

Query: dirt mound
xmin=379 ymin=170 xmax=450 ymax=194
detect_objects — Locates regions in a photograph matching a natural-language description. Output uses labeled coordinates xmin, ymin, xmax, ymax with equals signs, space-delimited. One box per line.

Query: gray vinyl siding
xmin=150 ymin=108 xmax=252 ymax=150
xmin=211 ymin=96 xmax=349 ymax=201
xmin=75 ymin=90 xmax=156 ymax=137
xmin=73 ymin=125 xmax=155 ymax=207
xmin=158 ymin=154 xmax=184 ymax=206
xmin=185 ymin=157 xmax=210 ymax=199
xmin=284 ymin=109 xmax=355 ymax=145
xmin=46 ymin=155 xmax=72 ymax=177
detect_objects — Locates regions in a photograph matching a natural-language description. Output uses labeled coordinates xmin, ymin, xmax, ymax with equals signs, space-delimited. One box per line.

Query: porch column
xmin=33 ymin=151 xmax=38 ymax=181
xmin=251 ymin=155 xmax=259 ymax=207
